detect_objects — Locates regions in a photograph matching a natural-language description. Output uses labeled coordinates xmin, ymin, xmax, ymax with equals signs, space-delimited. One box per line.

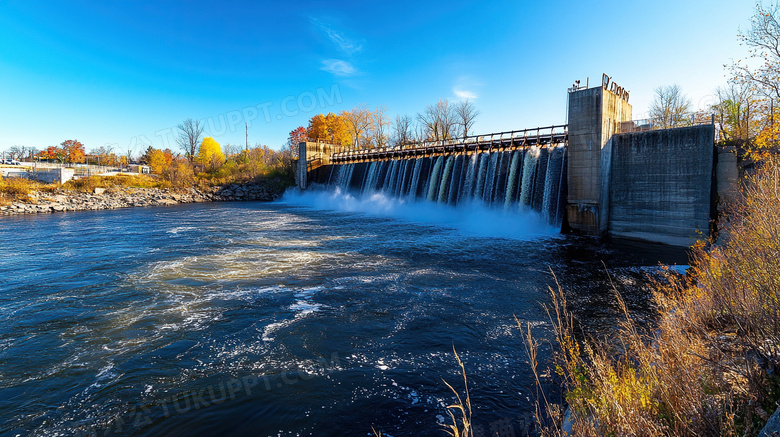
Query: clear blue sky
xmin=0 ymin=0 xmax=753 ymax=155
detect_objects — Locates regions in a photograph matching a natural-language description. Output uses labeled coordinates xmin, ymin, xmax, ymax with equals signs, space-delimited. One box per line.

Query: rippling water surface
xmin=0 ymin=194 xmax=686 ymax=436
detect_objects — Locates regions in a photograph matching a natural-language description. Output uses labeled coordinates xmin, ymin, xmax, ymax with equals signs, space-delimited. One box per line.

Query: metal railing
xmin=327 ymin=125 xmax=568 ymax=163
xmin=619 ymin=113 xmax=716 ymax=134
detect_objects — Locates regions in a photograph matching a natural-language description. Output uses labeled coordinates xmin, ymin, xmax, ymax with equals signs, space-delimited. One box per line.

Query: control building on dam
xmin=296 ymin=79 xmax=737 ymax=247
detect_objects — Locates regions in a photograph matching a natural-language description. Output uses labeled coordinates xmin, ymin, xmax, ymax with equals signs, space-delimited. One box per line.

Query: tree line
xmin=287 ymin=99 xmax=480 ymax=150
xmin=646 ymin=4 xmax=779 ymax=159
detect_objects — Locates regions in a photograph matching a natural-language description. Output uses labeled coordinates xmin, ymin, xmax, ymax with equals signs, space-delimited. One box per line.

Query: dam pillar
xmin=565 ymin=83 xmax=632 ymax=235
xmin=296 ymin=142 xmax=307 ymax=189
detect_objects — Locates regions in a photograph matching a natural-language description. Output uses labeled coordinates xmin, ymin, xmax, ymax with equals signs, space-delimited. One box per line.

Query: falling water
xmin=313 ymin=145 xmax=567 ymax=226
xmin=438 ymin=156 xmax=454 ymax=203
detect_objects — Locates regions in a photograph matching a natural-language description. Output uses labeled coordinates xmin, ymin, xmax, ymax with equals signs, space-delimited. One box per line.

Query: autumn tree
xmin=39 ymin=146 xmax=63 ymax=162
xmin=147 ymin=148 xmax=168 ymax=174
xmin=198 ymin=137 xmax=225 ymax=171
xmin=307 ymin=114 xmax=329 ymax=141
xmin=453 ymin=99 xmax=480 ymax=138
xmin=649 ymin=85 xmax=692 ymax=129
xmin=163 ymin=157 xmax=195 ymax=188
xmin=61 ymin=139 xmax=86 ymax=164
xmin=287 ymin=126 xmax=308 ymax=154
xmin=177 ymin=118 xmax=205 ymax=163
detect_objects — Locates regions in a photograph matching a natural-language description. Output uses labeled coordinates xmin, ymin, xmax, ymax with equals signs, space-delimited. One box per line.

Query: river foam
xmin=282 ymin=187 xmax=559 ymax=241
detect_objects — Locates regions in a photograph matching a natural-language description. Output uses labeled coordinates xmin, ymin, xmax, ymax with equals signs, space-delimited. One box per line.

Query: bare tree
xmin=7 ymin=146 xmax=22 ymax=160
xmin=714 ymin=82 xmax=758 ymax=143
xmin=342 ymin=106 xmax=372 ymax=149
xmin=25 ymin=146 xmax=38 ymax=161
xmin=176 ymin=118 xmax=205 ymax=163
xmin=223 ymin=143 xmax=240 ymax=158
xmin=453 ymin=99 xmax=480 ymax=139
xmin=393 ymin=114 xmax=413 ymax=148
xmin=371 ymin=105 xmax=391 ymax=149
xmin=649 ymin=85 xmax=692 ymax=129
xmin=732 ymin=3 xmax=780 ymax=102
xmin=417 ymin=99 xmax=456 ymax=142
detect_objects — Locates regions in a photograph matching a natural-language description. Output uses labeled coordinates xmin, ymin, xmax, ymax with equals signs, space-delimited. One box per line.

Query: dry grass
xmin=62 ymin=174 xmax=167 ymax=192
xmin=0 ymin=176 xmax=56 ymax=205
xmin=0 ymin=174 xmax=174 ymax=206
xmin=529 ymin=159 xmax=780 ymax=437
xmin=442 ymin=346 xmax=473 ymax=437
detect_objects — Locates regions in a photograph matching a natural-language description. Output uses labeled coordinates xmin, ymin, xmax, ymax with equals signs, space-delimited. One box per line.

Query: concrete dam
xmin=297 ymin=79 xmax=733 ymax=247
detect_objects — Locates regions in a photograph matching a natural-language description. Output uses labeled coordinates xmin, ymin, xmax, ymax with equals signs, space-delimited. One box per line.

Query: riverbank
xmin=0 ymin=181 xmax=284 ymax=215
xmin=534 ymin=158 xmax=780 ymax=436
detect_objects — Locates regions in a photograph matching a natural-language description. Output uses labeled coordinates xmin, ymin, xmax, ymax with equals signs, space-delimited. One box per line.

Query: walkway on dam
xmin=307 ymin=124 xmax=567 ymax=168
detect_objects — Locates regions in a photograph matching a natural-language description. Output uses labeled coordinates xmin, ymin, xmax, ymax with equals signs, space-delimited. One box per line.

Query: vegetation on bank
xmin=0 ymin=133 xmax=296 ymax=207
xmin=515 ymin=5 xmax=780 ymax=436
xmin=0 ymin=174 xmax=168 ymax=205
xmin=527 ymin=157 xmax=780 ymax=437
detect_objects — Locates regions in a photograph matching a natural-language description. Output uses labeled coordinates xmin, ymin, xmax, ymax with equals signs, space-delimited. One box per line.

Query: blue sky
xmin=0 ymin=0 xmax=753 ymax=155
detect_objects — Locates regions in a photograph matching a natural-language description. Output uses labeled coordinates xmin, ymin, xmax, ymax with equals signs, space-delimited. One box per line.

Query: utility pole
xmin=245 ymin=122 xmax=248 ymax=151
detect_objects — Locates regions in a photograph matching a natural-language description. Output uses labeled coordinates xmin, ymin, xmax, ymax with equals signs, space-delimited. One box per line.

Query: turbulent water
xmin=317 ymin=145 xmax=568 ymax=226
xmin=0 ymin=197 xmax=686 ymax=436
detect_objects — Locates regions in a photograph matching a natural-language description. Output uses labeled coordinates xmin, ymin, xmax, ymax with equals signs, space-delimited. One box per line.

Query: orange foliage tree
xmin=39 ymin=146 xmax=64 ymax=162
xmin=61 ymin=140 xmax=86 ymax=164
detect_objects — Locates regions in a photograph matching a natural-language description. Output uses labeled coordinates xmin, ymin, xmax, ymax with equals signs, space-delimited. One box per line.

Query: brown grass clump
xmin=529 ymin=158 xmax=780 ymax=437
xmin=62 ymin=174 xmax=166 ymax=192
xmin=0 ymin=176 xmax=55 ymax=204
xmin=442 ymin=346 xmax=473 ymax=437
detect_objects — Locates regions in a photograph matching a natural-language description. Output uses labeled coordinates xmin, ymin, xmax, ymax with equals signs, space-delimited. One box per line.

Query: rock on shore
xmin=0 ymin=182 xmax=284 ymax=216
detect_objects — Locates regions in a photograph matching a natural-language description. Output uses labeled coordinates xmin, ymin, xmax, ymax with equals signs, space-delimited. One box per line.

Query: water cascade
xmin=320 ymin=145 xmax=567 ymax=226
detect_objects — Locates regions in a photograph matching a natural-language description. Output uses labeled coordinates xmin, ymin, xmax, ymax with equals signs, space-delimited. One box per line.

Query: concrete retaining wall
xmin=603 ymin=125 xmax=715 ymax=246
xmin=2 ymin=168 xmax=75 ymax=184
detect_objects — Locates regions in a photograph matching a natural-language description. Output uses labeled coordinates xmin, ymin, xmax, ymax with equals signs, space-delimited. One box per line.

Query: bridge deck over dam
xmin=323 ymin=125 xmax=568 ymax=165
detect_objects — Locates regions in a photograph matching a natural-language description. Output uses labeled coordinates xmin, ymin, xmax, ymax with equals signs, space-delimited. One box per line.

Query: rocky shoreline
xmin=0 ymin=182 xmax=285 ymax=216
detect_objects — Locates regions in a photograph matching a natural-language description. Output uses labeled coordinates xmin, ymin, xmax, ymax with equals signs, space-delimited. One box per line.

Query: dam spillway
xmin=312 ymin=145 xmax=568 ymax=226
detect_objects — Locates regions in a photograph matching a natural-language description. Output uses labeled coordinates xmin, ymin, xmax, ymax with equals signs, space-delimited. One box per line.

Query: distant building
xmin=127 ymin=164 xmax=151 ymax=174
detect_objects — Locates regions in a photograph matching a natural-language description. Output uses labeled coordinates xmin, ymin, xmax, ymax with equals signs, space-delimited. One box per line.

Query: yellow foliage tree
xmin=326 ymin=112 xmax=352 ymax=146
xmin=307 ymin=112 xmax=352 ymax=147
xmin=147 ymin=148 xmax=168 ymax=175
xmin=307 ymin=114 xmax=329 ymax=141
xmin=198 ymin=137 xmax=225 ymax=171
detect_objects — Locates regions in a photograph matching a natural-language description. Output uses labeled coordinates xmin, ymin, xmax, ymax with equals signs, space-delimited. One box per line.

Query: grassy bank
xmin=531 ymin=159 xmax=780 ymax=436
xmin=0 ymin=165 xmax=294 ymax=207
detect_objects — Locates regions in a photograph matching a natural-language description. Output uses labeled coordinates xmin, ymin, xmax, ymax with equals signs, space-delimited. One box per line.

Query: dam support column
xmin=297 ymin=142 xmax=307 ymax=190
xmin=565 ymin=84 xmax=632 ymax=235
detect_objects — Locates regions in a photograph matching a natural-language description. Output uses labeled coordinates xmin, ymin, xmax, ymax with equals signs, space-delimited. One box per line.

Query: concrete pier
xmin=565 ymin=86 xmax=632 ymax=235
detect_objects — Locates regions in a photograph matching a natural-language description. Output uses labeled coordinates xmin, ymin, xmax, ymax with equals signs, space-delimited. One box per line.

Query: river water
xmin=0 ymin=191 xmax=686 ymax=436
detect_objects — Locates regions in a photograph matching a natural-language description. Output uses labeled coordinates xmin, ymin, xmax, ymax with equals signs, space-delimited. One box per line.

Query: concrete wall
xmin=2 ymin=168 xmax=74 ymax=183
xmin=566 ymin=86 xmax=632 ymax=234
xmin=603 ymin=125 xmax=715 ymax=246
xmin=716 ymin=145 xmax=739 ymax=211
